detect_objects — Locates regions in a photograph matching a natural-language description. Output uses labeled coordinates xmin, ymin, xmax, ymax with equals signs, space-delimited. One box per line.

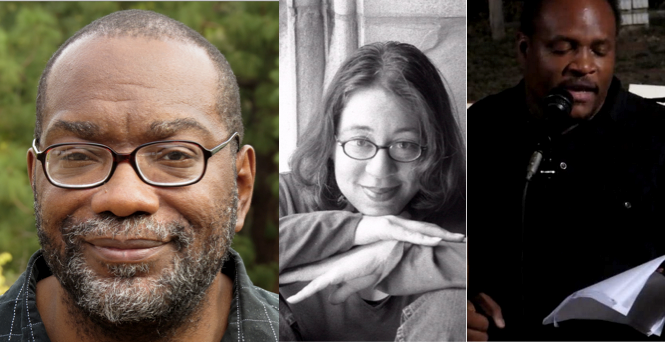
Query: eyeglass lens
xmin=342 ymin=139 xmax=421 ymax=162
xmin=44 ymin=142 xmax=206 ymax=187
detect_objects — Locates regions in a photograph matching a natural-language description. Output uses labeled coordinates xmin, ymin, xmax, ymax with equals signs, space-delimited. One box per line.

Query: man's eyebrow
xmin=148 ymin=118 xmax=211 ymax=140
xmin=48 ymin=120 xmax=101 ymax=141
xmin=44 ymin=118 xmax=211 ymax=143
xmin=549 ymin=35 xmax=575 ymax=43
xmin=549 ymin=35 xmax=611 ymax=46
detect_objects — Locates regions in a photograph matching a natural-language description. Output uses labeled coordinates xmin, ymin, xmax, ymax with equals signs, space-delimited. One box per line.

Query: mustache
xmin=61 ymin=213 xmax=191 ymax=249
xmin=558 ymin=79 xmax=599 ymax=94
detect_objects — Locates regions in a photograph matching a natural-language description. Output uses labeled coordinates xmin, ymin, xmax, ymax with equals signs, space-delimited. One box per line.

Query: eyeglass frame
xmin=335 ymin=137 xmax=427 ymax=162
xmin=32 ymin=132 xmax=240 ymax=189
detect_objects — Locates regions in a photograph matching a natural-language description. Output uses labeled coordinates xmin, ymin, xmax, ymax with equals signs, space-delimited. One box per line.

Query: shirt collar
xmin=221 ymin=248 xmax=280 ymax=341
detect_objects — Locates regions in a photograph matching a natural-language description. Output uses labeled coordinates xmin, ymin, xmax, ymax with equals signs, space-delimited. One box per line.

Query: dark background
xmin=468 ymin=0 xmax=665 ymax=102
xmin=0 ymin=1 xmax=278 ymax=293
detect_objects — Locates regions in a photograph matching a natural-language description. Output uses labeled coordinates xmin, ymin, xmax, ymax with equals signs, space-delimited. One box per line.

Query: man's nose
xmin=364 ymin=148 xmax=397 ymax=177
xmin=90 ymin=162 xmax=160 ymax=217
xmin=567 ymin=48 xmax=597 ymax=76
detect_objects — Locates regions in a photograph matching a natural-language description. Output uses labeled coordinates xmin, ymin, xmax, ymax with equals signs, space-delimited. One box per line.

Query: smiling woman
xmin=278 ymin=41 xmax=467 ymax=342
xmin=334 ymin=88 xmax=423 ymax=216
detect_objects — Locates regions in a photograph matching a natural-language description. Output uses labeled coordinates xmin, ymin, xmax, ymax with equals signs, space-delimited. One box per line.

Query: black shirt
xmin=468 ymin=77 xmax=665 ymax=341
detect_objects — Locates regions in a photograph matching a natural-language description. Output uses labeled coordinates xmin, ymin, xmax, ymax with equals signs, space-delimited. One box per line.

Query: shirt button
xmin=624 ymin=202 xmax=632 ymax=209
xmin=560 ymin=162 xmax=567 ymax=170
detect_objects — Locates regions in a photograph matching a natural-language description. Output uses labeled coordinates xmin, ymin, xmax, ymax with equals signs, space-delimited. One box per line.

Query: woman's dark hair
xmin=289 ymin=41 xmax=466 ymax=216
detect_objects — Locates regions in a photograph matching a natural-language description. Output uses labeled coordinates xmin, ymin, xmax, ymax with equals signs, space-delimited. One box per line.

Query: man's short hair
xmin=35 ymin=9 xmax=243 ymax=148
xmin=519 ymin=0 xmax=621 ymax=37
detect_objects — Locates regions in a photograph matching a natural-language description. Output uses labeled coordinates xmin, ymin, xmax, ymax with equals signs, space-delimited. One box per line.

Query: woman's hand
xmin=280 ymin=240 xmax=399 ymax=304
xmin=281 ymin=215 xmax=467 ymax=304
xmin=354 ymin=215 xmax=465 ymax=246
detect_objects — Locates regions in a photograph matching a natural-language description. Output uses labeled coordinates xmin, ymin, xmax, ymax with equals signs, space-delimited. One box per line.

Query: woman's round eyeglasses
xmin=336 ymin=138 xmax=426 ymax=162
xmin=32 ymin=132 xmax=239 ymax=189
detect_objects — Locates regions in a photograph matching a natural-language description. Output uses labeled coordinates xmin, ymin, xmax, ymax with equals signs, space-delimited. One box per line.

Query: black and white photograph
xmin=278 ymin=0 xmax=467 ymax=341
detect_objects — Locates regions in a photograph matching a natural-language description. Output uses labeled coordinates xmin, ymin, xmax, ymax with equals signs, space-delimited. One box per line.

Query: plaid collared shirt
xmin=0 ymin=249 xmax=278 ymax=341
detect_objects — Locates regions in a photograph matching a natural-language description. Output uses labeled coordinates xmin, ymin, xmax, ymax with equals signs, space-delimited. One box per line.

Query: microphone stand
xmin=520 ymin=88 xmax=573 ymax=324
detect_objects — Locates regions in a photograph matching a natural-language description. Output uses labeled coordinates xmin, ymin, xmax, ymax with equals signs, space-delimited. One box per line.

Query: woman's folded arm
xmin=375 ymin=241 xmax=466 ymax=295
xmin=279 ymin=211 xmax=361 ymax=273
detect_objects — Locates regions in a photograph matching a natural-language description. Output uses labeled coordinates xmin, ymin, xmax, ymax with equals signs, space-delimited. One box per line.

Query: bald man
xmin=0 ymin=10 xmax=277 ymax=341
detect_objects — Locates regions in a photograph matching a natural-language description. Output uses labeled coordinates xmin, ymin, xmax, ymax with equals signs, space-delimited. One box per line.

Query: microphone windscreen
xmin=543 ymin=87 xmax=573 ymax=119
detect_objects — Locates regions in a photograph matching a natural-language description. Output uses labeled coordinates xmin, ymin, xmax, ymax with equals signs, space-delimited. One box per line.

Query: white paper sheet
xmin=543 ymin=255 xmax=665 ymax=336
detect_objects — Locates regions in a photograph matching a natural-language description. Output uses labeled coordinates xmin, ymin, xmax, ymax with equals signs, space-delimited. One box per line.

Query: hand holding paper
xmin=543 ymin=255 xmax=665 ymax=336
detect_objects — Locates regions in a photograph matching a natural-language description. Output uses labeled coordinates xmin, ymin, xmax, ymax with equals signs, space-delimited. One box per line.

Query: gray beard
xmin=35 ymin=192 xmax=237 ymax=341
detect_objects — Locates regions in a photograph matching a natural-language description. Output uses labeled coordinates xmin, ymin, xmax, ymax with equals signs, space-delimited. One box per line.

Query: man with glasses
xmin=0 ymin=10 xmax=278 ymax=341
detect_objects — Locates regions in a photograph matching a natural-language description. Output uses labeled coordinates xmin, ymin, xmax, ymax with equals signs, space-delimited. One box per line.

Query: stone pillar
xmin=278 ymin=0 xmax=296 ymax=172
xmin=279 ymin=0 xmax=326 ymax=172
xmin=292 ymin=0 xmax=326 ymax=141
xmin=323 ymin=0 xmax=357 ymax=90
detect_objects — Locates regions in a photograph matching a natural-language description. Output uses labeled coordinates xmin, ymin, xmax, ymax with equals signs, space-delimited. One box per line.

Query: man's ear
xmin=233 ymin=145 xmax=256 ymax=233
xmin=27 ymin=147 xmax=36 ymax=191
xmin=516 ymin=32 xmax=530 ymax=71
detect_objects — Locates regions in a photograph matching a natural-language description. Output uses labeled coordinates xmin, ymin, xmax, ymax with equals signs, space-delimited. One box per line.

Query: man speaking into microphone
xmin=467 ymin=0 xmax=665 ymax=341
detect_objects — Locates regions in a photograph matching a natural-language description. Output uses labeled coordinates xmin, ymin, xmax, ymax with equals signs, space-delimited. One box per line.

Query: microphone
xmin=525 ymin=150 xmax=543 ymax=181
xmin=543 ymin=87 xmax=574 ymax=120
xmin=525 ymin=88 xmax=574 ymax=181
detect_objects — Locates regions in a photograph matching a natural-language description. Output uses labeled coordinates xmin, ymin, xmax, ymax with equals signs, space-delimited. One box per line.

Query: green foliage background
xmin=0 ymin=2 xmax=279 ymax=292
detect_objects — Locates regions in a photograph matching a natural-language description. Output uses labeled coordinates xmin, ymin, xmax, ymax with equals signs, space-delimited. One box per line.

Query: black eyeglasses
xmin=336 ymin=138 xmax=426 ymax=162
xmin=32 ymin=132 xmax=239 ymax=189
